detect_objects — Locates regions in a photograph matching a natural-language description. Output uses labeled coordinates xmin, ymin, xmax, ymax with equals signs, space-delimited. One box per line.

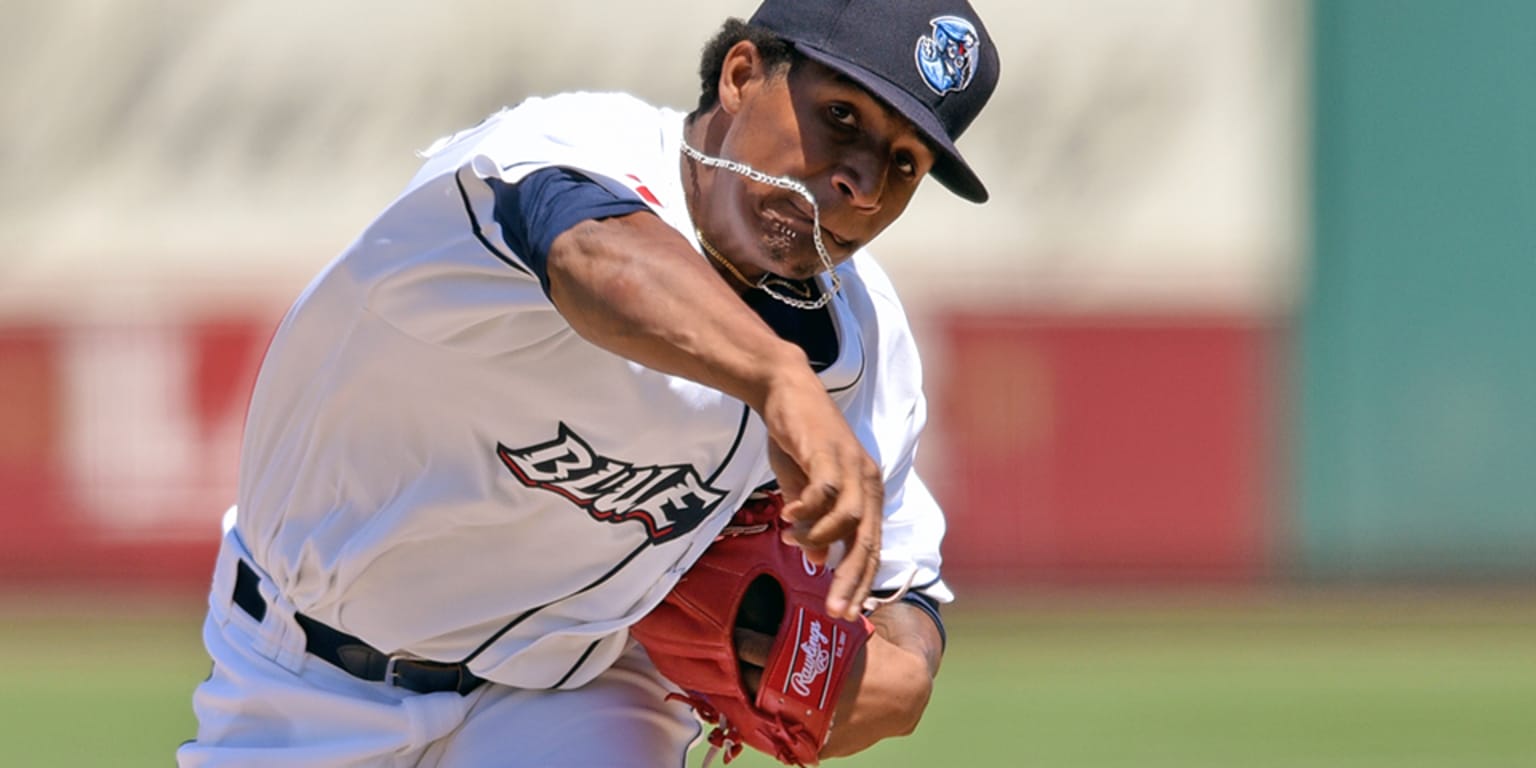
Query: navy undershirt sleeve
xmin=899 ymin=591 xmax=948 ymax=651
xmin=487 ymin=167 xmax=652 ymax=296
xmin=867 ymin=586 xmax=948 ymax=652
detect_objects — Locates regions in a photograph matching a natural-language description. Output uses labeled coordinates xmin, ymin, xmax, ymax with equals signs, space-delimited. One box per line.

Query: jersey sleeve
xmin=353 ymin=94 xmax=668 ymax=356
xmin=487 ymin=167 xmax=652 ymax=297
xmin=847 ymin=255 xmax=955 ymax=605
xmin=876 ymin=453 xmax=953 ymax=604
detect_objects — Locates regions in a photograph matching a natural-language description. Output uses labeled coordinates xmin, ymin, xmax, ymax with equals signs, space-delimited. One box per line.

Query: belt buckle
xmin=383 ymin=653 xmax=420 ymax=689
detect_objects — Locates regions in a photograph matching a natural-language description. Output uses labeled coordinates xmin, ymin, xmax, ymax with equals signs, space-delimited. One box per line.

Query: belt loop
xmin=261 ymin=579 xmax=308 ymax=674
xmin=222 ymin=524 xmax=308 ymax=675
xmin=244 ymin=576 xmax=282 ymax=663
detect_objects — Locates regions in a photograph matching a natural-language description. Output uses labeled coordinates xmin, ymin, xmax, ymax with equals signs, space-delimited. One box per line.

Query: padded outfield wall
xmin=1297 ymin=0 xmax=1536 ymax=580
xmin=10 ymin=1 xmax=1527 ymax=593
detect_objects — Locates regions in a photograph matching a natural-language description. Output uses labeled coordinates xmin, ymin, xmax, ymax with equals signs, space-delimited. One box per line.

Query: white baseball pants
xmin=177 ymin=515 xmax=699 ymax=767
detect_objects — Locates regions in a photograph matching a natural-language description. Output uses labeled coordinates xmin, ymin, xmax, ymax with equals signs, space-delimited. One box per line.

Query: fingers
xmin=779 ymin=469 xmax=883 ymax=622
xmin=757 ymin=376 xmax=884 ymax=622
xmin=767 ymin=439 xmax=808 ymax=505
xmin=734 ymin=627 xmax=772 ymax=698
xmin=733 ymin=627 xmax=772 ymax=667
xmin=824 ymin=499 xmax=881 ymax=621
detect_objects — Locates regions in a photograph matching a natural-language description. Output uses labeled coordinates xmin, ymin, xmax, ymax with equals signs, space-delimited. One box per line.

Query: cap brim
xmin=794 ymin=43 xmax=990 ymax=203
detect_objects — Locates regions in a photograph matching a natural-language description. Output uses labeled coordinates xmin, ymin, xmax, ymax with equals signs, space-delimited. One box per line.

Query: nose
xmin=830 ymin=150 xmax=885 ymax=213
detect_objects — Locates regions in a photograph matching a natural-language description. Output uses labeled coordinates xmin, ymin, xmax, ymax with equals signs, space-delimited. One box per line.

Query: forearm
xmin=869 ymin=597 xmax=944 ymax=678
xmin=547 ymin=210 xmax=883 ymax=620
xmin=821 ymin=599 xmax=945 ymax=758
xmin=545 ymin=212 xmax=812 ymax=411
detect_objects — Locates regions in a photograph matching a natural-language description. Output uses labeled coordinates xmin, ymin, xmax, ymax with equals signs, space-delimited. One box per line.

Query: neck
xmin=696 ymin=228 xmax=759 ymax=295
xmin=679 ymin=112 xmax=724 ymax=230
xmin=680 ymin=112 xmax=754 ymax=294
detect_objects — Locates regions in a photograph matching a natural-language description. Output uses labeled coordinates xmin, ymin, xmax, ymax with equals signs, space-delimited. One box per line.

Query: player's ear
xmin=718 ymin=40 xmax=763 ymax=116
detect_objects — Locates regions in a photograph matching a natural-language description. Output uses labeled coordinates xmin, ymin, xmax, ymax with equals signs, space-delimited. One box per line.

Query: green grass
xmin=0 ymin=598 xmax=209 ymax=766
xmin=3 ymin=590 xmax=1533 ymax=767
xmin=892 ymin=593 xmax=1536 ymax=768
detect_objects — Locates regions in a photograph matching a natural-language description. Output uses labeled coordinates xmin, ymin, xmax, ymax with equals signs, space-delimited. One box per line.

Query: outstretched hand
xmin=544 ymin=212 xmax=883 ymax=620
xmin=760 ymin=372 xmax=883 ymax=622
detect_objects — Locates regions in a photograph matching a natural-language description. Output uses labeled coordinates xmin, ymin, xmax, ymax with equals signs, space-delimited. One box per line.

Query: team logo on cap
xmin=915 ymin=16 xmax=981 ymax=95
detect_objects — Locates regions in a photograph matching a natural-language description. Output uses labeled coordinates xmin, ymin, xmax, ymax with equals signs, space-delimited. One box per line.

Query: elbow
xmin=897 ymin=674 xmax=934 ymax=736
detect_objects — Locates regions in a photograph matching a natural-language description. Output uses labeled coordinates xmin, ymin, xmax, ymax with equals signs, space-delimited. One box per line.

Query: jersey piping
xmin=455 ymin=169 xmax=531 ymax=277
xmin=457 ymin=402 xmax=753 ymax=670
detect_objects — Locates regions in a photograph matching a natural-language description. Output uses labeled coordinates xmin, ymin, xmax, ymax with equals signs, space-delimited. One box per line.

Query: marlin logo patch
xmin=497 ymin=423 xmax=725 ymax=544
xmin=915 ymin=15 xmax=981 ymax=95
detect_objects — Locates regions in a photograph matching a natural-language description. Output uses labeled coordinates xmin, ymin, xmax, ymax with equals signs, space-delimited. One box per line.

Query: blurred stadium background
xmin=1 ymin=1 xmax=1532 ymax=765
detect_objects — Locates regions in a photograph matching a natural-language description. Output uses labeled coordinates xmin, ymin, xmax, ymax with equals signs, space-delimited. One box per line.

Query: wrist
xmin=743 ymin=344 xmax=818 ymax=413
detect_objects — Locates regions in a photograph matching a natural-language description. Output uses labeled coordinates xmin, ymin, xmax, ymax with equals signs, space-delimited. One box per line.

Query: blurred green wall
xmin=1300 ymin=0 xmax=1536 ymax=578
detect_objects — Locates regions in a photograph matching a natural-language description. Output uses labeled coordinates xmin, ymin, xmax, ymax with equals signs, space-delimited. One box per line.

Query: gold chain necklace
xmin=696 ymin=229 xmax=759 ymax=291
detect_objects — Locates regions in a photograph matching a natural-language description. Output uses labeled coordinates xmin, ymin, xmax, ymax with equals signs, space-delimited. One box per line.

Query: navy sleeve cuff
xmin=899 ymin=591 xmax=947 ymax=652
xmin=487 ymin=167 xmax=652 ymax=296
xmin=868 ymin=588 xmax=948 ymax=652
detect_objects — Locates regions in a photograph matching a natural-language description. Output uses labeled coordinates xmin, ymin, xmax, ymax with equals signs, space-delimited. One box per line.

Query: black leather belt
xmin=233 ymin=559 xmax=485 ymax=695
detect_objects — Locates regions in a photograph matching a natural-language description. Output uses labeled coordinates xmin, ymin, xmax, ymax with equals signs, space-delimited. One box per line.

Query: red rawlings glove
xmin=629 ymin=490 xmax=873 ymax=766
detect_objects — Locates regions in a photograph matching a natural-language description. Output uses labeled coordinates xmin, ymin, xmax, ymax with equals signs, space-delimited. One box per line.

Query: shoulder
xmin=413 ymin=92 xmax=682 ymax=180
xmin=493 ymin=92 xmax=674 ymax=133
xmin=478 ymin=92 xmax=677 ymax=158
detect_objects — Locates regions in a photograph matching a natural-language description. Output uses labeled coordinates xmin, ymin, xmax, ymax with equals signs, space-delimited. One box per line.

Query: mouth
xmin=762 ymin=201 xmax=854 ymax=254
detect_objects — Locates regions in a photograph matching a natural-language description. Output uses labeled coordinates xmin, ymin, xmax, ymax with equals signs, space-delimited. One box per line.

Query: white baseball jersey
xmin=232 ymin=91 xmax=950 ymax=693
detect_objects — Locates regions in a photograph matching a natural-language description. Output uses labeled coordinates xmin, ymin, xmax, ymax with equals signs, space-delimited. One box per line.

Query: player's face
xmin=711 ymin=55 xmax=937 ymax=282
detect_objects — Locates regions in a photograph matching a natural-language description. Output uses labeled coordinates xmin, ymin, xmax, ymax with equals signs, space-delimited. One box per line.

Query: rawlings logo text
xmin=789 ymin=619 xmax=832 ymax=698
xmin=497 ymin=423 xmax=725 ymax=544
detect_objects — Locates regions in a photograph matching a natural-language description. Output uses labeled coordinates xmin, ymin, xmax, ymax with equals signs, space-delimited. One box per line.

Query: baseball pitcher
xmin=178 ymin=1 xmax=999 ymax=765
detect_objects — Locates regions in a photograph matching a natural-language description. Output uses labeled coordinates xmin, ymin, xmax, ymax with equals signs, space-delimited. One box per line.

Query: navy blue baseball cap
xmin=749 ymin=0 xmax=1000 ymax=203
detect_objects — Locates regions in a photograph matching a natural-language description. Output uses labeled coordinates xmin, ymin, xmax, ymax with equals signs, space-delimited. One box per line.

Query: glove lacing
xmin=668 ymin=691 xmax=819 ymax=767
xmin=667 ymin=692 xmax=745 ymax=766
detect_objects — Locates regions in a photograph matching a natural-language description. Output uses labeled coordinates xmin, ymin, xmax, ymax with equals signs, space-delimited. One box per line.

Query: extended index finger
xmin=784 ymin=464 xmax=881 ymax=621
xmin=823 ymin=483 xmax=881 ymax=621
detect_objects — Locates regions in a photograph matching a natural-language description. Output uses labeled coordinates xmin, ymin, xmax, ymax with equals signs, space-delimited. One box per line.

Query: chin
xmin=768 ymin=250 xmax=825 ymax=281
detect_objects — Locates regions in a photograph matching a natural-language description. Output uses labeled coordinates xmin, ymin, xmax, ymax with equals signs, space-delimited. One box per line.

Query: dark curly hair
xmin=692 ymin=18 xmax=802 ymax=116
